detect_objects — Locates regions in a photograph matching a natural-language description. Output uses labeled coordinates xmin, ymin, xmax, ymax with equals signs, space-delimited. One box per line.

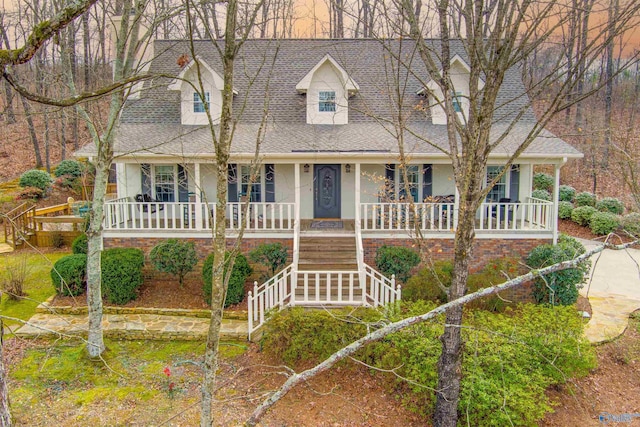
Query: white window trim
xmin=318 ymin=90 xmax=337 ymax=112
xmin=485 ymin=165 xmax=515 ymax=202
xmin=193 ymin=91 xmax=210 ymax=113
xmin=152 ymin=165 xmax=178 ymax=202
xmin=240 ymin=165 xmax=265 ymax=202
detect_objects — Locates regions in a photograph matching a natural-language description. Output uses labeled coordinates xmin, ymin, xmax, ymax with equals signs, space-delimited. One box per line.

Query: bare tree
xmin=0 ymin=322 xmax=10 ymax=427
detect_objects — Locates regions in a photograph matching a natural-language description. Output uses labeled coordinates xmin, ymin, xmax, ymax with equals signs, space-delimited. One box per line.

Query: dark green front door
xmin=313 ymin=164 xmax=341 ymax=218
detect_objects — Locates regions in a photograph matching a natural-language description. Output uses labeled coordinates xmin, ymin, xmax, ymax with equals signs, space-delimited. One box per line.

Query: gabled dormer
xmin=418 ymin=55 xmax=484 ymax=125
xmin=296 ymin=54 xmax=359 ymax=125
xmin=168 ymin=56 xmax=236 ymax=125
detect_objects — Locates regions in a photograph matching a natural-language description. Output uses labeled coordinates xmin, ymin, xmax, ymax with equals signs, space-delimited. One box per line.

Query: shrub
xmin=596 ymin=197 xmax=624 ymax=215
xmin=263 ymin=302 xmax=595 ymax=426
xmin=558 ymin=185 xmax=576 ymax=202
xmin=16 ymin=186 xmax=44 ymax=200
xmin=571 ymin=205 xmax=598 ymax=226
xmin=526 ymin=235 xmax=590 ymax=305
xmin=621 ymin=212 xmax=640 ymax=237
xmin=375 ymin=245 xmax=421 ymax=284
xmin=51 ymin=254 xmax=87 ymax=297
xmin=575 ymin=191 xmax=596 ymax=207
xmin=71 ymin=234 xmax=88 ymax=254
xmin=403 ymin=260 xmax=452 ymax=303
xmin=248 ymin=243 xmax=288 ymax=279
xmin=19 ymin=169 xmax=52 ymax=191
xmin=202 ymin=252 xmax=252 ymax=307
xmin=54 ymin=159 xmax=83 ymax=178
xmin=54 ymin=174 xmax=82 ymax=192
xmin=466 ymin=257 xmax=524 ymax=312
xmin=533 ymin=172 xmax=554 ymax=191
xmin=149 ymin=239 xmax=198 ymax=287
xmin=558 ymin=201 xmax=574 ymax=220
xmin=589 ymin=211 xmax=620 ymax=235
xmin=101 ymin=248 xmax=144 ymax=305
xmin=531 ymin=189 xmax=551 ymax=201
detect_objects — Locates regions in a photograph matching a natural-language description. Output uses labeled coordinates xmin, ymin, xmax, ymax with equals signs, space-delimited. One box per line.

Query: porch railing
xmin=363 ymin=264 xmax=401 ymax=306
xmin=361 ymin=200 xmax=553 ymax=233
xmin=103 ymin=200 xmax=294 ymax=232
xmin=248 ymin=264 xmax=295 ymax=339
xmin=360 ymin=202 xmax=455 ymax=231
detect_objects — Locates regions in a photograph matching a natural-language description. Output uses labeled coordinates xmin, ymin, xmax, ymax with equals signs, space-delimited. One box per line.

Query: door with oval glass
xmin=313 ymin=164 xmax=341 ymax=218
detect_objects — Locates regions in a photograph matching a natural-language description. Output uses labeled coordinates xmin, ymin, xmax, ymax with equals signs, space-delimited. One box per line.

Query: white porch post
xmin=453 ymin=186 xmax=460 ymax=230
xmin=292 ymin=163 xmax=301 ymax=305
xmin=194 ymin=162 xmax=202 ymax=229
xmin=552 ymin=160 xmax=563 ymax=244
xmin=355 ymin=163 xmax=361 ymax=228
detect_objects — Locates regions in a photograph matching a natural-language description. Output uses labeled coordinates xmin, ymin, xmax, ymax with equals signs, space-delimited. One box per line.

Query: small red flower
xmin=169 ymin=382 xmax=175 ymax=391
xmin=163 ymin=366 xmax=171 ymax=377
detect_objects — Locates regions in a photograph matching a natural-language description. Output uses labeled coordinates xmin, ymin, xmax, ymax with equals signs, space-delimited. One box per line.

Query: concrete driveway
xmin=579 ymin=239 xmax=640 ymax=343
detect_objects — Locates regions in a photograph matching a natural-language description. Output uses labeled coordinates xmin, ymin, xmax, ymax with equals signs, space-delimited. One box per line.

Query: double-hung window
xmin=452 ymin=91 xmax=463 ymax=113
xmin=486 ymin=166 xmax=507 ymax=201
xmin=398 ymin=165 xmax=420 ymax=202
xmin=241 ymin=165 xmax=262 ymax=202
xmin=154 ymin=165 xmax=176 ymax=202
xmin=193 ymin=92 xmax=210 ymax=113
xmin=319 ymin=91 xmax=336 ymax=112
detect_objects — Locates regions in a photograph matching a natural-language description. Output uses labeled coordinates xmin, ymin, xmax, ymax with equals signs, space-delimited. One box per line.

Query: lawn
xmin=0 ymin=250 xmax=69 ymax=328
xmin=8 ymin=338 xmax=247 ymax=426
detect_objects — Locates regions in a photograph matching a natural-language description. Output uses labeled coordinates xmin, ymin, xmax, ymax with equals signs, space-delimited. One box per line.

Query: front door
xmin=314 ymin=164 xmax=341 ymax=218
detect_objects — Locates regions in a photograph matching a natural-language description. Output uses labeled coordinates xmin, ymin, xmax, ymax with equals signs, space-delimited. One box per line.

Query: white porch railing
xmin=361 ymin=200 xmax=553 ymax=233
xmin=103 ymin=200 xmax=294 ymax=232
xmin=360 ymin=202 xmax=455 ymax=231
xmin=248 ymin=264 xmax=295 ymax=339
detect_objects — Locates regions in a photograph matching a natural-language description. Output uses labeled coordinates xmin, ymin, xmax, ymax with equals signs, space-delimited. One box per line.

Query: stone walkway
xmin=579 ymin=238 xmax=640 ymax=344
xmin=0 ymin=243 xmax=13 ymax=254
xmin=14 ymin=312 xmax=248 ymax=341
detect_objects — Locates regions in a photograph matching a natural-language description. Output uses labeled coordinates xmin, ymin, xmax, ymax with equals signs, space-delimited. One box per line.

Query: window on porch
xmin=228 ymin=164 xmax=275 ymax=203
xmin=140 ymin=164 xmax=189 ymax=202
xmin=384 ymin=164 xmax=432 ymax=202
xmin=485 ymin=165 xmax=520 ymax=202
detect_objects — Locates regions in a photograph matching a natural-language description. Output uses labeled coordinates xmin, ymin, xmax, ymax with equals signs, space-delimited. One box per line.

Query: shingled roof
xmin=78 ymin=39 xmax=581 ymax=160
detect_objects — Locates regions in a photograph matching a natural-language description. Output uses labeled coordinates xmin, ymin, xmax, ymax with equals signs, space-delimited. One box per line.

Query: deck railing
xmin=103 ymin=200 xmax=295 ymax=232
xmin=363 ymin=264 xmax=401 ymax=306
xmin=248 ymin=264 xmax=294 ymax=339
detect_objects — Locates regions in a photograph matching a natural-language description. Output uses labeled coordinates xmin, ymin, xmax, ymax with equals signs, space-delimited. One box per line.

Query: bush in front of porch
xmin=101 ymin=248 xmax=145 ymax=304
xmin=202 ymin=252 xmax=252 ymax=307
xmin=149 ymin=239 xmax=198 ymax=288
xmin=374 ymin=245 xmax=420 ymax=284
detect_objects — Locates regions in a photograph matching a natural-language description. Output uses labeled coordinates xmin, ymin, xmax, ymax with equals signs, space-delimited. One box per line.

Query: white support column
xmin=453 ymin=186 xmax=460 ymax=230
xmin=293 ymin=163 xmax=301 ymax=306
xmin=355 ymin=163 xmax=361 ymax=226
xmin=194 ymin=162 xmax=203 ymax=230
xmin=552 ymin=160 xmax=563 ymax=244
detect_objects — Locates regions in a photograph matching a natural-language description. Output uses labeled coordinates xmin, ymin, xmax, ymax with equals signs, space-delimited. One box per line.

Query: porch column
xmin=552 ymin=160 xmax=563 ymax=244
xmin=292 ymin=163 xmax=301 ymax=306
xmin=354 ymin=163 xmax=361 ymax=228
xmin=453 ymin=186 xmax=460 ymax=230
xmin=194 ymin=162 xmax=203 ymax=230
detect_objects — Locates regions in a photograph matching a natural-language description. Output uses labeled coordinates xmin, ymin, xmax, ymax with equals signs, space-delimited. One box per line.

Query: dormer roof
xmin=167 ymin=56 xmax=238 ymax=95
xmin=417 ymin=54 xmax=484 ymax=95
xmin=295 ymin=54 xmax=360 ymax=95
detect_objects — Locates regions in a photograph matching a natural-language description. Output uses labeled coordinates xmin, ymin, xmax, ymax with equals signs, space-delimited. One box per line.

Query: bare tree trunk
xmin=44 ymin=108 xmax=51 ymax=172
xmin=602 ymin=0 xmax=618 ymax=169
xmin=20 ymin=96 xmax=43 ymax=168
xmin=83 ymin=12 xmax=91 ymax=88
xmin=0 ymin=323 xmax=11 ymax=427
xmin=1 ymin=81 xmax=15 ymax=124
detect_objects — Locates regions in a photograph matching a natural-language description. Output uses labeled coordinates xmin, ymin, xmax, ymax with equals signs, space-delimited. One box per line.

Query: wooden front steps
xmin=297 ymin=236 xmax=358 ymax=271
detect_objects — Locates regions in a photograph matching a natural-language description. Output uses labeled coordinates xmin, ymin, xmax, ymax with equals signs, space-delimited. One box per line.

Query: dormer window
xmin=319 ymin=91 xmax=336 ymax=112
xmin=193 ymin=92 xmax=210 ymax=113
xmin=452 ymin=91 xmax=462 ymax=113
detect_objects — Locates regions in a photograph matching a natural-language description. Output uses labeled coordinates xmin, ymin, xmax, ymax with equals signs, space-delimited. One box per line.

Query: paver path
xmin=0 ymin=243 xmax=13 ymax=254
xmin=14 ymin=313 xmax=248 ymax=340
xmin=579 ymin=238 xmax=640 ymax=344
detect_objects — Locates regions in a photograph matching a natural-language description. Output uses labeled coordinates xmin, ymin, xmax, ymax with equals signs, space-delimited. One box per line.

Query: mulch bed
xmin=51 ymin=269 xmax=255 ymax=311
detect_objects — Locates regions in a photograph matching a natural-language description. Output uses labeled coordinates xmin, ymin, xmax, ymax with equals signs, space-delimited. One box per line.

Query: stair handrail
xmin=363 ymin=263 xmax=401 ymax=307
xmin=247 ymin=263 xmax=294 ymax=340
xmin=3 ymin=202 xmax=36 ymax=249
xmin=354 ymin=210 xmax=366 ymax=301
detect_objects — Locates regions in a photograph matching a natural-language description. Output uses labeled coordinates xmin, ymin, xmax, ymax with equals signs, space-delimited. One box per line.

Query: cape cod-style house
xmin=77 ymin=39 xmax=581 ymax=336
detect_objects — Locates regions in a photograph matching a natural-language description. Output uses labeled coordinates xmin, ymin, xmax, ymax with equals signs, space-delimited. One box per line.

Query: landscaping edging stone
xmin=37 ymin=296 xmax=249 ymax=320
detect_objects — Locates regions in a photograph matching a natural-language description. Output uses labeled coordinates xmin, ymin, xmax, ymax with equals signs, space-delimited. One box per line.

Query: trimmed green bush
xmin=149 ymin=239 xmax=198 ymax=287
xmin=621 ymin=212 xmax=640 ymax=237
xmin=375 ymin=245 xmax=421 ymax=284
xmin=402 ymin=260 xmax=452 ymax=303
xmin=533 ymin=173 xmax=554 ymax=191
xmin=558 ymin=201 xmax=574 ymax=220
xmin=596 ymin=197 xmax=624 ymax=215
xmin=263 ymin=302 xmax=595 ymax=426
xmin=51 ymin=254 xmax=87 ymax=297
xmin=571 ymin=205 xmax=598 ymax=226
xmin=16 ymin=186 xmax=44 ymax=200
xmin=525 ymin=235 xmax=590 ymax=306
xmin=249 ymin=243 xmax=288 ymax=278
xmin=575 ymin=191 xmax=596 ymax=207
xmin=531 ymin=189 xmax=551 ymax=201
xmin=71 ymin=234 xmax=88 ymax=254
xmin=558 ymin=185 xmax=576 ymax=202
xmin=466 ymin=257 xmax=524 ymax=312
xmin=589 ymin=211 xmax=620 ymax=235
xmin=19 ymin=169 xmax=52 ymax=192
xmin=101 ymin=248 xmax=145 ymax=305
xmin=202 ymin=252 xmax=252 ymax=307
xmin=54 ymin=159 xmax=83 ymax=178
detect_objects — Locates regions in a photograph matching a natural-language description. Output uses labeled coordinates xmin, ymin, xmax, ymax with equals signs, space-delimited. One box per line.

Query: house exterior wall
xmin=430 ymin=60 xmax=472 ymax=125
xmin=307 ymin=62 xmax=349 ymax=125
xmin=178 ymin=67 xmax=222 ymax=125
xmin=432 ymin=164 xmax=455 ymax=196
xmin=274 ymin=164 xmax=295 ymax=203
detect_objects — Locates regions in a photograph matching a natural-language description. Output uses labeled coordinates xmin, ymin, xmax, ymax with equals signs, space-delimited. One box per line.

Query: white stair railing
xmin=247 ymin=264 xmax=294 ymax=339
xmin=363 ymin=264 xmax=401 ymax=306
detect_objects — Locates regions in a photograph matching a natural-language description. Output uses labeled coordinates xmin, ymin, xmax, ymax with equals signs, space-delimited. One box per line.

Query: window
xmin=398 ymin=165 xmax=419 ymax=202
xmin=452 ymin=91 xmax=462 ymax=113
xmin=241 ymin=165 xmax=262 ymax=202
xmin=155 ymin=165 xmax=176 ymax=202
xmin=486 ymin=166 xmax=506 ymax=201
xmin=319 ymin=91 xmax=336 ymax=112
xmin=193 ymin=92 xmax=210 ymax=113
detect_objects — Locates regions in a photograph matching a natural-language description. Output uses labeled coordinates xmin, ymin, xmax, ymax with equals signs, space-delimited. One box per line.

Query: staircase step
xmin=298 ymin=263 xmax=359 ymax=271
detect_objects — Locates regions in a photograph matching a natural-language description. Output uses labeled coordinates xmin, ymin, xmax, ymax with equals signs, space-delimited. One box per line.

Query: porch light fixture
xmin=345 ymin=164 xmax=351 ymax=173
xmin=304 ymin=164 xmax=310 ymax=173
